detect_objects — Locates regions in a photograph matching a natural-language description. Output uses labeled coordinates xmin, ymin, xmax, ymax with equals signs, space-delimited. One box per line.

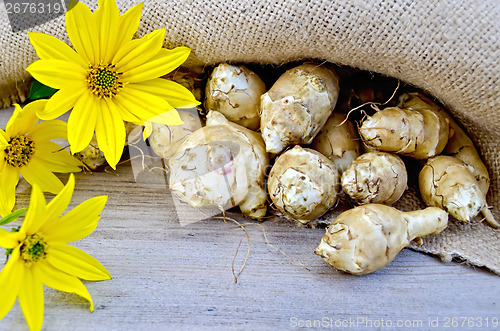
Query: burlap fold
xmin=0 ymin=0 xmax=499 ymax=273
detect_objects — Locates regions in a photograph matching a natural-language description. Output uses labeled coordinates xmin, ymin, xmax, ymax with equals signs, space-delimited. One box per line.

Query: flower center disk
xmin=20 ymin=233 xmax=48 ymax=264
xmin=87 ymin=64 xmax=123 ymax=98
xmin=4 ymin=135 xmax=35 ymax=167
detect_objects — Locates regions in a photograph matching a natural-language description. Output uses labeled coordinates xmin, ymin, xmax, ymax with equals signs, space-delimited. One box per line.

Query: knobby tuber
xmin=260 ymin=63 xmax=340 ymax=153
xmin=315 ymin=204 xmax=448 ymax=275
xmin=419 ymin=155 xmax=498 ymax=228
xmin=76 ymin=122 xmax=140 ymax=170
xmin=149 ymin=62 xmax=496 ymax=277
xmin=268 ymin=145 xmax=340 ymax=223
xmin=168 ymin=111 xmax=269 ymax=220
xmin=341 ymin=152 xmax=407 ymax=205
xmin=205 ymin=63 xmax=266 ymax=130
xmin=312 ymin=113 xmax=361 ymax=173
xmin=164 ymin=65 xmax=206 ymax=102
xmin=149 ymin=108 xmax=204 ymax=160
xmin=359 ymin=104 xmax=449 ymax=159
xmin=400 ymin=92 xmax=490 ymax=196
xmin=75 ymin=135 xmax=107 ymax=170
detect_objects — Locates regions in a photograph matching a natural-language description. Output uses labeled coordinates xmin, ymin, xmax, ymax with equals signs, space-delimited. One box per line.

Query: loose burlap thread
xmin=0 ymin=0 xmax=499 ymax=273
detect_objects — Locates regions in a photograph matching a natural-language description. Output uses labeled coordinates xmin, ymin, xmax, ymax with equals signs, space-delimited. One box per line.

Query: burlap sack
xmin=0 ymin=0 xmax=499 ymax=273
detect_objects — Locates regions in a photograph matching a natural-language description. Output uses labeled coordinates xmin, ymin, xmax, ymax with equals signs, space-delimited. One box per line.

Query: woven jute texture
xmin=0 ymin=0 xmax=499 ymax=273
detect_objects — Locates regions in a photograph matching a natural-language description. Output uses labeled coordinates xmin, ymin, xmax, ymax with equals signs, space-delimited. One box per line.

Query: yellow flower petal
xmin=95 ymin=99 xmax=126 ymax=169
xmin=0 ymin=130 xmax=8 ymax=148
xmin=143 ymin=121 xmax=153 ymax=140
xmin=26 ymin=59 xmax=87 ymax=90
xmin=0 ymin=247 xmax=23 ymax=321
xmin=46 ymin=243 xmax=112 ymax=281
xmin=28 ymin=120 xmax=68 ymax=142
xmin=18 ymin=266 xmax=44 ymax=331
xmin=94 ymin=0 xmax=120 ymax=63
xmin=6 ymin=100 xmax=45 ymax=137
xmin=0 ymin=165 xmax=20 ymax=217
xmin=121 ymin=47 xmax=191 ymax=83
xmin=35 ymin=141 xmax=83 ymax=173
xmin=6 ymin=104 xmax=26 ymax=135
xmin=130 ymin=79 xmax=200 ymax=109
xmin=21 ymin=159 xmax=65 ymax=195
xmin=65 ymin=1 xmax=98 ymax=64
xmin=0 ymin=227 xmax=22 ymax=249
xmin=67 ymin=92 xmax=98 ymax=154
xmin=115 ymin=86 xmax=175 ymax=122
xmin=19 ymin=183 xmax=47 ymax=234
xmin=28 ymin=32 xmax=87 ymax=68
xmin=38 ymin=174 xmax=75 ymax=229
xmin=34 ymin=261 xmax=94 ymax=312
xmin=148 ymin=109 xmax=184 ymax=126
xmin=113 ymin=29 xmax=165 ymax=73
xmin=39 ymin=83 xmax=87 ymax=120
xmin=44 ymin=195 xmax=107 ymax=243
xmin=115 ymin=3 xmax=143 ymax=50
xmin=113 ymin=101 xmax=143 ymax=124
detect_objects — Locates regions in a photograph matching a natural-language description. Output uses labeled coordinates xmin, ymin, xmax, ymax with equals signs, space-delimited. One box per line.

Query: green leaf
xmin=0 ymin=208 xmax=28 ymax=226
xmin=28 ymin=79 xmax=58 ymax=101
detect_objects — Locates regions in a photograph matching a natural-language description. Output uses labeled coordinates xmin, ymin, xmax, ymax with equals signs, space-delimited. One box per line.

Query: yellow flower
xmin=26 ymin=0 xmax=199 ymax=169
xmin=0 ymin=174 xmax=110 ymax=331
xmin=0 ymin=100 xmax=82 ymax=217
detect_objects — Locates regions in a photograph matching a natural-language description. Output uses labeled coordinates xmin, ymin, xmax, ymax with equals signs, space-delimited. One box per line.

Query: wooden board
xmin=1 ymin=107 xmax=499 ymax=330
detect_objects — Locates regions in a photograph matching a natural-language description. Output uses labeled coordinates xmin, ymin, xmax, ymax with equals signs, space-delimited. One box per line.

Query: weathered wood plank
xmin=1 ymin=107 xmax=499 ymax=330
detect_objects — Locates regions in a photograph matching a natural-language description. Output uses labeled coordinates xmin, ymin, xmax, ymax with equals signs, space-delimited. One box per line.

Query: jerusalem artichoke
xmin=260 ymin=63 xmax=340 ymax=153
xmin=315 ymin=204 xmax=448 ymax=275
xmin=168 ymin=111 xmax=269 ymax=220
xmin=359 ymin=105 xmax=449 ymax=159
xmin=205 ymin=63 xmax=266 ymax=130
xmin=76 ymin=122 xmax=140 ymax=170
xmin=164 ymin=65 xmax=206 ymax=102
xmin=148 ymin=108 xmax=204 ymax=160
xmin=400 ymin=92 xmax=490 ymax=196
xmin=419 ymin=155 xmax=498 ymax=227
xmin=341 ymin=152 xmax=407 ymax=205
xmin=312 ymin=113 xmax=361 ymax=173
xmin=267 ymin=146 xmax=340 ymax=223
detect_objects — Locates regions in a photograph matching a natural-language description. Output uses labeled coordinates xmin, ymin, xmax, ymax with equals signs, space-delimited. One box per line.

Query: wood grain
xmin=1 ymin=107 xmax=499 ymax=330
